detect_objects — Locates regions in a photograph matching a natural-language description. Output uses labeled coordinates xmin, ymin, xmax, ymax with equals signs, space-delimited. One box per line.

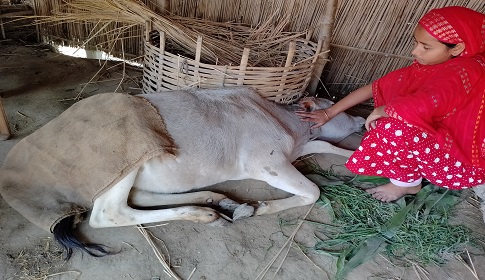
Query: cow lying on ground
xmin=0 ymin=87 xmax=360 ymax=258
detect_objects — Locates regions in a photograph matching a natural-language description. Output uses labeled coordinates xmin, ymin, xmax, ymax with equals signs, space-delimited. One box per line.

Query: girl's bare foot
xmin=366 ymin=182 xmax=421 ymax=202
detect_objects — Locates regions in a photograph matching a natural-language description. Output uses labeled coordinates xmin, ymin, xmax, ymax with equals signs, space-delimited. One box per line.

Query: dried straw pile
xmin=32 ymin=0 xmax=316 ymax=66
xmin=31 ymin=0 xmax=336 ymax=94
xmin=166 ymin=0 xmax=334 ymax=42
xmin=28 ymin=0 xmax=337 ymax=101
xmin=31 ymin=0 xmax=485 ymax=101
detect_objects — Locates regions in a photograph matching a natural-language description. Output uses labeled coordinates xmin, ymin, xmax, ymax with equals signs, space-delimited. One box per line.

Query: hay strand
xmin=137 ymin=225 xmax=182 ymax=280
xmin=456 ymin=249 xmax=480 ymax=280
xmin=254 ymin=204 xmax=314 ymax=280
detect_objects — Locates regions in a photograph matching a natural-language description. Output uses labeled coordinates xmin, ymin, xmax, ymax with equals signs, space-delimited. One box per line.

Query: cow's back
xmin=140 ymin=87 xmax=310 ymax=164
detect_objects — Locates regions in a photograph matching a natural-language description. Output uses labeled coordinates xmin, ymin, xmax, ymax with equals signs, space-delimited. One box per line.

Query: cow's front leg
xmin=299 ymin=140 xmax=353 ymax=158
xmin=251 ymin=162 xmax=320 ymax=215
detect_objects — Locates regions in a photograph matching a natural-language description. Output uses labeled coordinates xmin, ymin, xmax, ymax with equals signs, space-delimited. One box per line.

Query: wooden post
xmin=32 ymin=0 xmax=41 ymax=43
xmin=0 ymin=96 xmax=11 ymax=140
xmin=306 ymin=0 xmax=337 ymax=94
xmin=145 ymin=20 xmax=152 ymax=42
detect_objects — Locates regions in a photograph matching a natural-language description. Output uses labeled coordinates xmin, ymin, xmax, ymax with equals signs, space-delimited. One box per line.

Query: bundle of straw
xmin=169 ymin=15 xmax=308 ymax=66
xmin=34 ymin=0 xmax=309 ymax=66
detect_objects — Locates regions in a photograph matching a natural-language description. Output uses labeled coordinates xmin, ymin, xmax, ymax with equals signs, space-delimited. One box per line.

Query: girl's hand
xmin=295 ymin=109 xmax=330 ymax=129
xmin=365 ymin=106 xmax=388 ymax=131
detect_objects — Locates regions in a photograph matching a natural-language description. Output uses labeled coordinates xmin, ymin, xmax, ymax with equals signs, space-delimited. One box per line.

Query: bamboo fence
xmin=324 ymin=0 xmax=485 ymax=102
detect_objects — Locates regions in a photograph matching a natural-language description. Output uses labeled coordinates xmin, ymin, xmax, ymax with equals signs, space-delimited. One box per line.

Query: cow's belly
xmin=132 ymin=155 xmax=246 ymax=194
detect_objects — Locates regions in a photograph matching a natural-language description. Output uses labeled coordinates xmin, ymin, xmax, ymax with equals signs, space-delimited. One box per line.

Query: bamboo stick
xmin=278 ymin=40 xmax=296 ymax=92
xmin=0 ymin=96 xmax=11 ymax=140
xmin=145 ymin=20 xmax=151 ymax=42
xmin=306 ymin=0 xmax=336 ymax=94
xmin=194 ymin=35 xmax=202 ymax=85
xmin=0 ymin=18 xmax=4 ymax=40
xmin=330 ymin=43 xmax=413 ymax=61
xmin=156 ymin=31 xmax=166 ymax=91
xmin=237 ymin=48 xmax=250 ymax=85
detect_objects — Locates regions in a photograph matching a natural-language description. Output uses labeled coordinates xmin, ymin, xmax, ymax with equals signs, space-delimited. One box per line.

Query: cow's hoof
xmin=218 ymin=198 xmax=240 ymax=211
xmin=233 ymin=203 xmax=254 ymax=221
xmin=208 ymin=217 xmax=230 ymax=227
xmin=254 ymin=201 xmax=269 ymax=216
xmin=205 ymin=192 xmax=229 ymax=206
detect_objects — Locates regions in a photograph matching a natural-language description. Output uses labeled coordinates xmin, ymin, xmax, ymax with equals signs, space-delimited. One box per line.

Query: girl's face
xmin=411 ymin=25 xmax=462 ymax=65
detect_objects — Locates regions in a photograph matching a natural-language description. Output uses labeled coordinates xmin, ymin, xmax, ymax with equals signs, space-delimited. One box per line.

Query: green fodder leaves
xmin=304 ymin=166 xmax=471 ymax=280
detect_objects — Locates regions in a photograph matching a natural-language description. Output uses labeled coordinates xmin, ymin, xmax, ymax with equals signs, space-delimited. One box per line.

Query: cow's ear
xmin=298 ymin=98 xmax=318 ymax=112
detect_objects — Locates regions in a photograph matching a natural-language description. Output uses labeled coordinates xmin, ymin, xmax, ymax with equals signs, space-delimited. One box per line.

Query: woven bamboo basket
xmin=142 ymin=31 xmax=324 ymax=104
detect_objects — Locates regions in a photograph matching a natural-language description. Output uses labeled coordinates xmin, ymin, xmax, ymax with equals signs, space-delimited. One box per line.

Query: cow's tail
xmin=53 ymin=214 xmax=111 ymax=260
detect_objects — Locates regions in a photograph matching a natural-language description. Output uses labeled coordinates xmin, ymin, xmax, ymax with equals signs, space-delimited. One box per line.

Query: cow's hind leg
xmin=251 ymin=162 xmax=320 ymax=215
xmin=90 ymin=168 xmax=221 ymax=228
xmin=129 ymin=190 xmax=254 ymax=221
xmin=130 ymin=190 xmax=227 ymax=207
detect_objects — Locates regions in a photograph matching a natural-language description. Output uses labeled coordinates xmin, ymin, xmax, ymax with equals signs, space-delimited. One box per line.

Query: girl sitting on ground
xmin=297 ymin=6 xmax=485 ymax=203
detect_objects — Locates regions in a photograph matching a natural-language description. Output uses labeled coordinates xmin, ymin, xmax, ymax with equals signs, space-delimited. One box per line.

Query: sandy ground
xmin=1 ymin=40 xmax=485 ymax=280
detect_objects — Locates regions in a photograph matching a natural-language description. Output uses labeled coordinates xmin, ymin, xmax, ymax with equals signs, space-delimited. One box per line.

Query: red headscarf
xmin=418 ymin=6 xmax=485 ymax=57
xmin=373 ymin=6 xmax=485 ymax=167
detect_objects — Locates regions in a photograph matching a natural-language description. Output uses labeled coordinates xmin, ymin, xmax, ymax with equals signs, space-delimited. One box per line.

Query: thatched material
xmin=166 ymin=0 xmax=334 ymax=42
xmin=31 ymin=0 xmax=336 ymax=93
xmin=32 ymin=0 xmax=146 ymax=60
xmin=30 ymin=0 xmax=484 ymax=100
xmin=31 ymin=0 xmax=329 ymax=66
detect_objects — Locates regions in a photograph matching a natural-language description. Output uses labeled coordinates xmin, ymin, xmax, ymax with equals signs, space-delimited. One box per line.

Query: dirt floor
xmin=1 ymin=39 xmax=485 ymax=280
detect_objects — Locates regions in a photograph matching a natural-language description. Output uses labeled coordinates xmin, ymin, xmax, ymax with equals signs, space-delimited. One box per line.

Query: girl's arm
xmin=296 ymin=84 xmax=373 ymax=129
xmin=326 ymin=84 xmax=373 ymax=118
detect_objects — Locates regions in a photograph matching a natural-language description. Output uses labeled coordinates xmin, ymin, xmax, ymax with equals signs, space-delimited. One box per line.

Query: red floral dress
xmin=345 ymin=6 xmax=485 ymax=189
xmin=345 ymin=118 xmax=485 ymax=189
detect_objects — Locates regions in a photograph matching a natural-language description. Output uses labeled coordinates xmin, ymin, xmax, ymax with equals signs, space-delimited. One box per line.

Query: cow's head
xmin=297 ymin=97 xmax=334 ymax=112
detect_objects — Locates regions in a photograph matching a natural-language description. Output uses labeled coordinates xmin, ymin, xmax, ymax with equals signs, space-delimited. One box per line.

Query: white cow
xmin=1 ymin=87 xmax=358 ymax=258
